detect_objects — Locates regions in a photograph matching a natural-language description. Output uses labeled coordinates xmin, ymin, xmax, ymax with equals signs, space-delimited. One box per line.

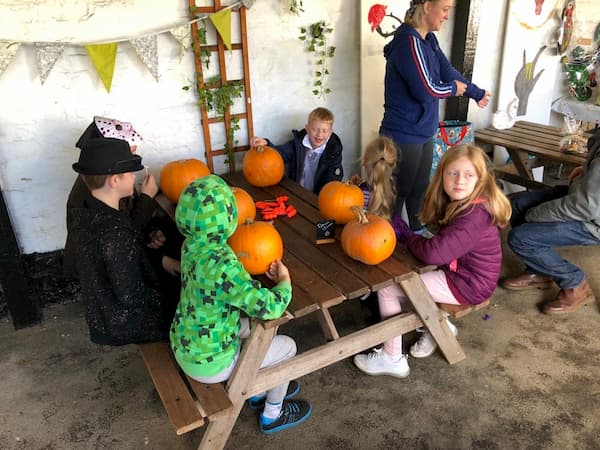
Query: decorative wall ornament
xmin=299 ymin=21 xmax=336 ymax=97
xmin=0 ymin=1 xmax=244 ymax=90
xmin=34 ymin=43 xmax=65 ymax=84
xmin=131 ymin=35 xmax=159 ymax=81
xmin=85 ymin=43 xmax=118 ymax=92
xmin=0 ymin=41 xmax=20 ymax=77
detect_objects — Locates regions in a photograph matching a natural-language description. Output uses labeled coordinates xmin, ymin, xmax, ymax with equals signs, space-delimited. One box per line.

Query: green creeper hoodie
xmin=170 ymin=175 xmax=292 ymax=378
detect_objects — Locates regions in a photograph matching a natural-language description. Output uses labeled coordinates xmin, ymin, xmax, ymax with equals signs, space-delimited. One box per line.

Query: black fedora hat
xmin=73 ymin=138 xmax=144 ymax=175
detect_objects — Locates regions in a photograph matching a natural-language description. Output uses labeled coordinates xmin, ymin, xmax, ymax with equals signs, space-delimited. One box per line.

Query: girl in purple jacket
xmin=354 ymin=144 xmax=511 ymax=378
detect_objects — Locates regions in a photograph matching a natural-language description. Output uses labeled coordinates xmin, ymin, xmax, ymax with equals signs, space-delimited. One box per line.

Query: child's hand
xmin=141 ymin=173 xmax=159 ymax=198
xmin=454 ymin=80 xmax=467 ymax=96
xmin=147 ymin=229 xmax=166 ymax=249
xmin=162 ymin=255 xmax=181 ymax=276
xmin=250 ymin=136 xmax=268 ymax=147
xmin=391 ymin=214 xmax=413 ymax=244
xmin=349 ymin=174 xmax=362 ymax=185
xmin=265 ymin=259 xmax=291 ymax=284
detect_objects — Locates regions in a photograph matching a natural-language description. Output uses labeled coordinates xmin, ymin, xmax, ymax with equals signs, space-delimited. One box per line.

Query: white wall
xmin=0 ymin=0 xmax=360 ymax=254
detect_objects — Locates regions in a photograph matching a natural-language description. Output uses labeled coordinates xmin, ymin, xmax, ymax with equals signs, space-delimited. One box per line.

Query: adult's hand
xmin=250 ymin=136 xmax=268 ymax=147
xmin=140 ymin=173 xmax=159 ymax=198
xmin=477 ymin=90 xmax=492 ymax=108
xmin=454 ymin=80 xmax=467 ymax=96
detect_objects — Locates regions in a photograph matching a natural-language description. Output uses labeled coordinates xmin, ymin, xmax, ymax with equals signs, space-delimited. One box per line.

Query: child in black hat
xmin=64 ymin=117 xmax=182 ymax=299
xmin=70 ymin=138 xmax=173 ymax=345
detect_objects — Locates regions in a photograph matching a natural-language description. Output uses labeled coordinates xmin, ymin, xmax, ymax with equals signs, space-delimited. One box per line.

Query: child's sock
xmin=261 ymin=401 xmax=283 ymax=422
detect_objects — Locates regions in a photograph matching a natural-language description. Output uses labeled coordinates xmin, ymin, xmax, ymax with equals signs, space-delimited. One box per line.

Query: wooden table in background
xmin=475 ymin=121 xmax=589 ymax=189
xmin=155 ymin=174 xmax=466 ymax=449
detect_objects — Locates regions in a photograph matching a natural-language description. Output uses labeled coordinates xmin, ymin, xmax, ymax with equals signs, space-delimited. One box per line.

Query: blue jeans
xmin=508 ymin=188 xmax=599 ymax=289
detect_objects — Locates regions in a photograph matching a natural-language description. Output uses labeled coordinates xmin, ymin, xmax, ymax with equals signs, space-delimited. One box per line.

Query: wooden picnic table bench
xmin=475 ymin=121 xmax=590 ymax=189
xmin=144 ymin=174 xmax=490 ymax=449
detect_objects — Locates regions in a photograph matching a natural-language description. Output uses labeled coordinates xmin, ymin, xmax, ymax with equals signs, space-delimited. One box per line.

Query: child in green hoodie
xmin=170 ymin=174 xmax=312 ymax=434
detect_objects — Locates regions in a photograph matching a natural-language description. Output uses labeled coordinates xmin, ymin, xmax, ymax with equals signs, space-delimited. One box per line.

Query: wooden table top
xmin=475 ymin=121 xmax=589 ymax=166
xmin=155 ymin=173 xmax=431 ymax=323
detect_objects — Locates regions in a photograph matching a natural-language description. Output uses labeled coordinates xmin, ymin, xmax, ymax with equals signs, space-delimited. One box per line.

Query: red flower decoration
xmin=368 ymin=4 xmax=387 ymax=32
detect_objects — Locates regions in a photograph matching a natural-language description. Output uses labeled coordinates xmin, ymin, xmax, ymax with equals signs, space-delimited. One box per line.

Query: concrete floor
xmin=1 ymin=235 xmax=600 ymax=450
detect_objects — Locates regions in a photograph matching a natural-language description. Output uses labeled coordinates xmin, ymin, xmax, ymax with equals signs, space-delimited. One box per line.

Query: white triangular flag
xmin=130 ymin=35 xmax=159 ymax=81
xmin=169 ymin=24 xmax=192 ymax=53
xmin=0 ymin=41 xmax=20 ymax=78
xmin=34 ymin=42 xmax=65 ymax=84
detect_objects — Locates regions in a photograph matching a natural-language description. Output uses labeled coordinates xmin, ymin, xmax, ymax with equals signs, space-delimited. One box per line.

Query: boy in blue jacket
xmin=251 ymin=107 xmax=343 ymax=194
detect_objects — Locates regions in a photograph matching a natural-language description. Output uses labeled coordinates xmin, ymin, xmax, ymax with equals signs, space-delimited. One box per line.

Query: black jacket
xmin=270 ymin=129 xmax=343 ymax=194
xmin=71 ymin=196 xmax=170 ymax=345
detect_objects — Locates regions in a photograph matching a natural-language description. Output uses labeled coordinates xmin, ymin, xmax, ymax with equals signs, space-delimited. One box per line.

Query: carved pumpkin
xmin=160 ymin=159 xmax=210 ymax=203
xmin=318 ymin=181 xmax=365 ymax=224
xmin=231 ymin=187 xmax=256 ymax=226
xmin=341 ymin=207 xmax=397 ymax=265
xmin=228 ymin=219 xmax=284 ymax=275
xmin=242 ymin=145 xmax=284 ymax=187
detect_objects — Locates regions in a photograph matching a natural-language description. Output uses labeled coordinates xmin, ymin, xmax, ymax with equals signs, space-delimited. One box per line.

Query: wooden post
xmin=0 ymin=189 xmax=41 ymax=328
xmin=444 ymin=0 xmax=483 ymax=121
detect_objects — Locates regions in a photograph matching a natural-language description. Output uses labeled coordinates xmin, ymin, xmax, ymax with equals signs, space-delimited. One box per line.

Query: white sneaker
xmin=353 ymin=348 xmax=410 ymax=378
xmin=410 ymin=319 xmax=458 ymax=359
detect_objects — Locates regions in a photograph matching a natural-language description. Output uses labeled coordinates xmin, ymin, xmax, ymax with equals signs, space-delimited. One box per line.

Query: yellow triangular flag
xmin=209 ymin=8 xmax=232 ymax=51
xmin=85 ymin=43 xmax=118 ymax=92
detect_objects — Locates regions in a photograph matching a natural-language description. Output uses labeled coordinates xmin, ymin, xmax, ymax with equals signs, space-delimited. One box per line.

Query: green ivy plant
xmin=289 ymin=0 xmax=304 ymax=15
xmin=198 ymin=75 xmax=244 ymax=166
xmin=299 ymin=21 xmax=335 ymax=97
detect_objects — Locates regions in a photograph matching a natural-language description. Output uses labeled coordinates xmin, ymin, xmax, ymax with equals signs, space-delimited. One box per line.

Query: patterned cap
xmin=94 ymin=116 xmax=143 ymax=146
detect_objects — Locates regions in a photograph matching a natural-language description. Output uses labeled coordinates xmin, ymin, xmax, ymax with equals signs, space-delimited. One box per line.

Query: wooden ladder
xmin=188 ymin=0 xmax=254 ymax=173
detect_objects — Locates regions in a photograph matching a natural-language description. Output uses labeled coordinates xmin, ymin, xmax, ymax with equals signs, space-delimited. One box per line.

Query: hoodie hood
xmin=175 ymin=175 xmax=238 ymax=245
xmin=383 ymin=23 xmax=421 ymax=59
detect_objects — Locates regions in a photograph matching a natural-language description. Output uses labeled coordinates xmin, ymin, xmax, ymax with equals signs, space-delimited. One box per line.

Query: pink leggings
xmin=377 ymin=270 xmax=461 ymax=356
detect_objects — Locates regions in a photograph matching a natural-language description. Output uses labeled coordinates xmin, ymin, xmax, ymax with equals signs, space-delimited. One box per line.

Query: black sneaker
xmin=258 ymin=399 xmax=312 ymax=434
xmin=247 ymin=380 xmax=300 ymax=410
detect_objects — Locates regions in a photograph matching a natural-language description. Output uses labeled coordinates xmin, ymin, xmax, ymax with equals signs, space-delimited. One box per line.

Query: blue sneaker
xmin=259 ymin=399 xmax=312 ymax=434
xmin=247 ymin=380 xmax=300 ymax=410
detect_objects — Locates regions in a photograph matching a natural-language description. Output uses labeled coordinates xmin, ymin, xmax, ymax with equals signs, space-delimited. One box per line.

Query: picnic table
xmin=475 ymin=121 xmax=589 ymax=189
xmin=153 ymin=173 xmax=468 ymax=449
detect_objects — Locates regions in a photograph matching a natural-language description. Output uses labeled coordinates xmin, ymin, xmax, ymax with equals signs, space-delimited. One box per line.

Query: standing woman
xmin=380 ymin=0 xmax=491 ymax=232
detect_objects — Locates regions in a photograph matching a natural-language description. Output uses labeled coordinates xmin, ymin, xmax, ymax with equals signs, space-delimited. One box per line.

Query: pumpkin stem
xmin=350 ymin=206 xmax=368 ymax=224
xmin=256 ymin=145 xmax=264 ymax=153
xmin=244 ymin=218 xmax=254 ymax=225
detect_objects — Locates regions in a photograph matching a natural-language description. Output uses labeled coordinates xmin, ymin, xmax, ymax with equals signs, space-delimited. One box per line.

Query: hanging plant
xmin=289 ymin=0 xmax=304 ymax=15
xmin=299 ymin=21 xmax=336 ymax=97
xmin=198 ymin=75 xmax=244 ymax=165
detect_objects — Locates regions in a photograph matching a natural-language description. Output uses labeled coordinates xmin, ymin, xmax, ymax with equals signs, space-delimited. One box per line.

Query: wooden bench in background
xmin=138 ymin=342 xmax=233 ymax=436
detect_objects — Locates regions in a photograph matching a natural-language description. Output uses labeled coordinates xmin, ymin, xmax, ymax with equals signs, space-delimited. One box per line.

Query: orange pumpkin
xmin=228 ymin=219 xmax=284 ymax=275
xmin=160 ymin=159 xmax=210 ymax=203
xmin=242 ymin=145 xmax=284 ymax=187
xmin=341 ymin=207 xmax=397 ymax=265
xmin=231 ymin=187 xmax=256 ymax=226
xmin=318 ymin=181 xmax=365 ymax=224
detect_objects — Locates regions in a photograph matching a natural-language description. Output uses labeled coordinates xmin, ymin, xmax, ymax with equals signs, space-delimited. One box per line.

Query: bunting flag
xmin=169 ymin=24 xmax=192 ymax=52
xmin=1 ymin=2 xmax=243 ymax=87
xmin=209 ymin=8 xmax=232 ymax=51
xmin=0 ymin=41 xmax=20 ymax=77
xmin=85 ymin=43 xmax=118 ymax=92
xmin=130 ymin=35 xmax=159 ymax=81
xmin=34 ymin=43 xmax=65 ymax=84
xmin=168 ymin=23 xmax=192 ymax=60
